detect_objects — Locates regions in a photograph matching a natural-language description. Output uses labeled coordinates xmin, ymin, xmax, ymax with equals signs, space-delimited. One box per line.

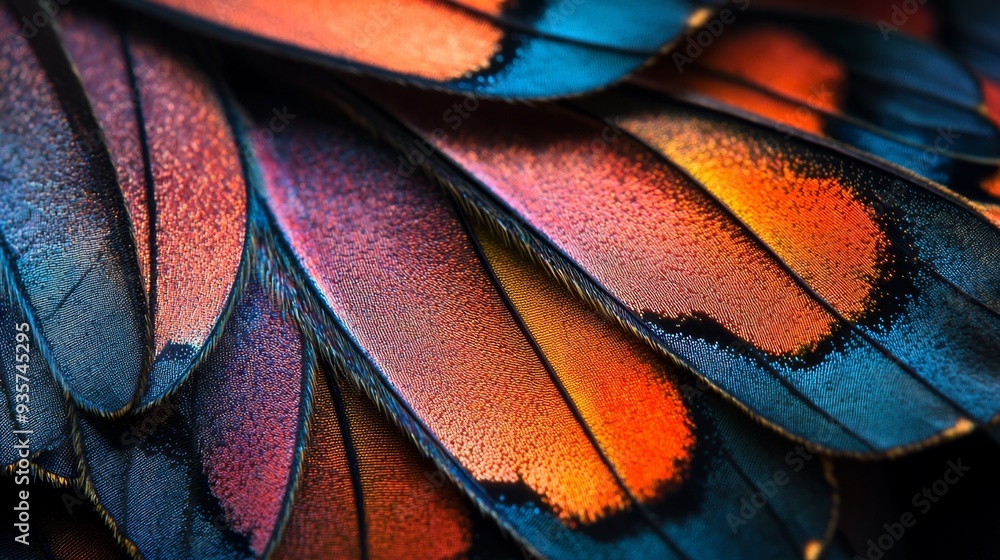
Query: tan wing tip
xmin=944 ymin=418 xmax=976 ymax=438
xmin=686 ymin=7 xmax=714 ymax=29
xmin=804 ymin=539 xmax=823 ymax=560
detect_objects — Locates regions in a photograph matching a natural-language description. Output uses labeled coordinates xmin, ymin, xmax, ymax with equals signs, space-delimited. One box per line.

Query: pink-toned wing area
xmin=58 ymin=11 xmax=152 ymax=293
xmin=275 ymin=367 xmax=473 ymax=560
xmin=245 ymin=95 xmax=840 ymax=558
xmin=131 ymin=0 xmax=502 ymax=81
xmin=357 ymin=83 xmax=842 ymax=355
xmin=58 ymin=10 xmax=247 ymax=407
xmin=253 ymin=111 xmax=631 ymax=524
xmin=71 ymin=271 xmax=309 ymax=559
xmin=271 ymin=368 xmax=360 ymax=560
xmin=193 ymin=279 xmax=305 ymax=556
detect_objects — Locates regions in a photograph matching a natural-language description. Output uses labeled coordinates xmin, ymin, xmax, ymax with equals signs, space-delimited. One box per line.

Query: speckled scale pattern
xmin=58 ymin=8 xmax=248 ymax=408
xmin=117 ymin=0 xmax=713 ymax=98
xmin=473 ymin=220 xmax=697 ymax=506
xmin=0 ymin=270 xmax=70 ymax=469
xmin=249 ymin=96 xmax=838 ymax=558
xmin=634 ymin=14 xmax=1000 ymax=219
xmin=274 ymin=366 xmax=474 ymax=560
xmin=270 ymin=367 xmax=362 ymax=560
xmin=76 ymin=274 xmax=301 ymax=559
xmin=253 ymin=104 xmax=634 ymax=528
xmin=608 ymin=96 xmax=1000 ymax=425
xmin=0 ymin=2 xmax=146 ymax=415
xmin=469 ymin=221 xmax=839 ymax=558
xmin=355 ymin=81 xmax=985 ymax=453
xmin=192 ymin=278 xmax=305 ymax=556
xmin=58 ymin=10 xmax=153 ymax=295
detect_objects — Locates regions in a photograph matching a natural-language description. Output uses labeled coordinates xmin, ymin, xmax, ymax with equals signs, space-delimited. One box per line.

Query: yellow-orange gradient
xmin=359 ymin=83 xmax=839 ymax=354
xmin=475 ymin=222 xmax=695 ymax=504
xmin=148 ymin=0 xmax=502 ymax=80
xmin=274 ymin=371 xmax=471 ymax=559
xmin=619 ymin=109 xmax=888 ymax=320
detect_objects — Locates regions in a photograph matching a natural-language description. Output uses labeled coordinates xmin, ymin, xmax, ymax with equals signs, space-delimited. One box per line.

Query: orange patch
xmin=983 ymin=77 xmax=1000 ymax=129
xmin=983 ymin=169 xmax=1000 ymax=199
xmin=696 ymin=26 xmax=845 ymax=112
xmin=620 ymin=109 xmax=887 ymax=320
xmin=475 ymin=223 xmax=695 ymax=503
xmin=150 ymin=0 xmax=502 ymax=80
xmin=666 ymin=67 xmax=828 ymax=135
xmin=274 ymin=371 xmax=471 ymax=560
xmin=359 ymin=84 xmax=839 ymax=354
xmin=450 ymin=0 xmax=506 ymax=16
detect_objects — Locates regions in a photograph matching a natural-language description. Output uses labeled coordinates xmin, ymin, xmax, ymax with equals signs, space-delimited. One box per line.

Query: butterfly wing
xmin=633 ymin=4 xmax=1000 ymax=226
xmin=113 ymin=0 xmax=718 ymax=98
xmin=242 ymin=82 xmax=841 ymax=558
xmin=0 ymin=0 xmax=147 ymax=416
xmin=320 ymin=75 xmax=1000 ymax=454
xmin=58 ymin=8 xmax=249 ymax=409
